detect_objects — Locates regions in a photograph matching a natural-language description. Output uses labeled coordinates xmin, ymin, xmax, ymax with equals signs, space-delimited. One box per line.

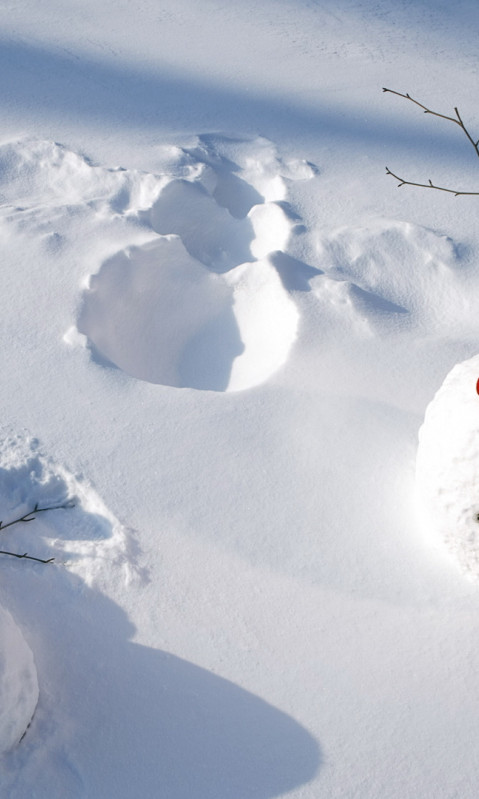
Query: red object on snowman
xmin=476 ymin=377 xmax=479 ymax=395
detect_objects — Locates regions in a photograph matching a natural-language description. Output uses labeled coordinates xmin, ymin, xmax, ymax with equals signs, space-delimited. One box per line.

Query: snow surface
xmin=2 ymin=0 xmax=479 ymax=797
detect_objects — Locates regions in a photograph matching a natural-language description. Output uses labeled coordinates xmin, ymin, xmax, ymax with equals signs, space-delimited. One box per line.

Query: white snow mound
xmin=416 ymin=353 xmax=479 ymax=575
xmin=0 ymin=606 xmax=38 ymax=754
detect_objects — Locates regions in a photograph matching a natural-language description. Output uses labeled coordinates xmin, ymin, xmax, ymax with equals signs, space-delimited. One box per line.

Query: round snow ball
xmin=416 ymin=353 xmax=479 ymax=575
xmin=0 ymin=606 xmax=39 ymax=754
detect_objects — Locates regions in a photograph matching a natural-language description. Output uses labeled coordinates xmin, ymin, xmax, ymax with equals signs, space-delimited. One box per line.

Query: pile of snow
xmin=416 ymin=354 xmax=479 ymax=575
xmin=0 ymin=606 xmax=38 ymax=755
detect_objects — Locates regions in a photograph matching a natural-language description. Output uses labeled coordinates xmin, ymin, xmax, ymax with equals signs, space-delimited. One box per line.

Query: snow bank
xmin=416 ymin=354 xmax=479 ymax=575
xmin=0 ymin=606 xmax=38 ymax=754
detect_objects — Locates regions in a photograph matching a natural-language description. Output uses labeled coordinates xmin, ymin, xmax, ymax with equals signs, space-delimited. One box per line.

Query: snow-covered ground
xmin=2 ymin=0 xmax=479 ymax=796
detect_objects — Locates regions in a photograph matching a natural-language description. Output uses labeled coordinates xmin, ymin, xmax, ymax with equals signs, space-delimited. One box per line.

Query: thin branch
xmin=383 ymin=87 xmax=459 ymax=125
xmin=382 ymin=87 xmax=479 ymax=158
xmin=0 ymin=500 xmax=75 ymax=564
xmin=0 ymin=550 xmax=55 ymax=564
xmin=385 ymin=167 xmax=479 ymax=196
xmin=454 ymin=106 xmax=479 ymax=158
xmin=0 ymin=501 xmax=75 ymax=532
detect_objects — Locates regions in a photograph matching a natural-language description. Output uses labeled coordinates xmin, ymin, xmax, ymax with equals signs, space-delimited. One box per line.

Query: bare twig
xmin=383 ymin=88 xmax=479 ymax=196
xmin=0 ymin=551 xmax=55 ymax=564
xmin=0 ymin=500 xmax=75 ymax=563
xmin=382 ymin=87 xmax=479 ymax=159
xmin=385 ymin=167 xmax=479 ymax=197
xmin=0 ymin=501 xmax=74 ymax=532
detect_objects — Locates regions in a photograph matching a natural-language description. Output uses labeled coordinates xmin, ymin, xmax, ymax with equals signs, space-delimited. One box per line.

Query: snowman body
xmin=0 ymin=605 xmax=39 ymax=754
xmin=416 ymin=353 xmax=479 ymax=575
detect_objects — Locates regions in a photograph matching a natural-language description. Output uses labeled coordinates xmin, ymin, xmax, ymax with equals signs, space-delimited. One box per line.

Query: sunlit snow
xmin=2 ymin=1 xmax=479 ymax=797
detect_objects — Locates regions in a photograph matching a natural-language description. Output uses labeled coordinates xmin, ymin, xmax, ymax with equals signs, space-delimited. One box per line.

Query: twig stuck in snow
xmin=383 ymin=88 xmax=479 ymax=196
xmin=0 ymin=501 xmax=75 ymax=563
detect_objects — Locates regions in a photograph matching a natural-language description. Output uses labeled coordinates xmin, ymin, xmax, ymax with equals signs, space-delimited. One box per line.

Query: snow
xmin=1 ymin=0 xmax=479 ymax=797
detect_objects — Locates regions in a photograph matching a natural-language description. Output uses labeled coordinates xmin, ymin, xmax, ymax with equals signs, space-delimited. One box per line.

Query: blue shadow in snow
xmin=178 ymin=307 xmax=245 ymax=392
xmin=270 ymin=251 xmax=323 ymax=292
xmin=0 ymin=553 xmax=321 ymax=798
xmin=0 ymin=37 xmax=472 ymax=165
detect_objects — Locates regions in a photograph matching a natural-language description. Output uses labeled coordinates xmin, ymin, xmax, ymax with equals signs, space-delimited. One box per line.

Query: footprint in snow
xmin=77 ymin=135 xmax=316 ymax=392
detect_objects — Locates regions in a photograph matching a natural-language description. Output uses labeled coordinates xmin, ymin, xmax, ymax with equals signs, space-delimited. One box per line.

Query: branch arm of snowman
xmin=383 ymin=88 xmax=479 ymax=196
xmin=0 ymin=501 xmax=75 ymax=563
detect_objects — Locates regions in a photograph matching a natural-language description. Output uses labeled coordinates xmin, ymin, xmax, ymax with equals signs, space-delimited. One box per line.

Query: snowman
xmin=0 ymin=499 xmax=70 ymax=754
xmin=416 ymin=354 xmax=479 ymax=575
xmin=0 ymin=606 xmax=38 ymax=753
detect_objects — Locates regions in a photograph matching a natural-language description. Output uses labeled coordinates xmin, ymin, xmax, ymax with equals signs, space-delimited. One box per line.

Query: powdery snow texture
xmin=0 ymin=606 xmax=38 ymax=755
xmin=416 ymin=354 xmax=479 ymax=576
